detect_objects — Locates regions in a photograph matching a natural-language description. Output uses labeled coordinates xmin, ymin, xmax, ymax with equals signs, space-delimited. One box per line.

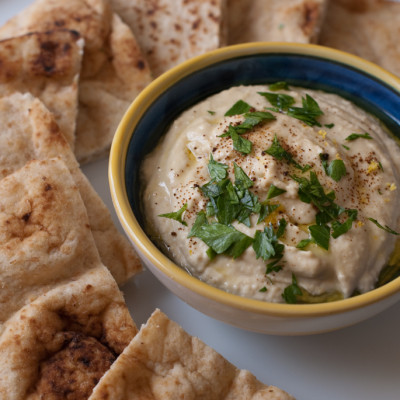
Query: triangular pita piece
xmin=0 ymin=92 xmax=142 ymax=284
xmin=0 ymin=158 xmax=101 ymax=324
xmin=110 ymin=0 xmax=227 ymax=77
xmin=89 ymin=309 xmax=295 ymax=400
xmin=319 ymin=0 xmax=400 ymax=77
xmin=0 ymin=0 xmax=152 ymax=163
xmin=0 ymin=29 xmax=82 ymax=150
xmin=227 ymin=0 xmax=328 ymax=44
xmin=0 ymin=266 xmax=137 ymax=399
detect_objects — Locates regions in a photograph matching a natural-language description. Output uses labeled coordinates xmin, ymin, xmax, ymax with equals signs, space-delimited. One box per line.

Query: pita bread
xmin=0 ymin=92 xmax=141 ymax=284
xmin=0 ymin=30 xmax=82 ymax=150
xmin=110 ymin=0 xmax=227 ymax=77
xmin=0 ymin=157 xmax=102 ymax=325
xmin=227 ymin=0 xmax=327 ymax=44
xmin=0 ymin=0 xmax=152 ymax=163
xmin=89 ymin=309 xmax=295 ymax=400
xmin=319 ymin=0 xmax=400 ymax=77
xmin=0 ymin=266 xmax=137 ymax=400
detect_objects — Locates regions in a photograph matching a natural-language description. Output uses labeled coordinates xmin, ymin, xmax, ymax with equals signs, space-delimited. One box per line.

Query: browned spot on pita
xmin=302 ymin=1 xmax=321 ymax=37
xmin=31 ymin=332 xmax=115 ymax=400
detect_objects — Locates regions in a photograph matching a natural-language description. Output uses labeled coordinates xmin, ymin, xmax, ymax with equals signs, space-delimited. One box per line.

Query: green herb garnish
xmin=342 ymin=144 xmax=350 ymax=150
xmin=159 ymin=203 xmax=188 ymax=226
xmin=268 ymin=81 xmax=290 ymax=91
xmin=368 ymin=218 xmax=400 ymax=235
xmin=324 ymin=123 xmax=335 ymax=129
xmin=296 ymin=238 xmax=313 ymax=249
xmin=195 ymin=222 xmax=253 ymax=257
xmin=265 ymin=134 xmax=311 ymax=172
xmin=266 ymin=184 xmax=286 ymax=200
xmin=258 ymin=92 xmax=295 ymax=109
xmin=282 ymin=274 xmax=302 ymax=304
xmin=208 ymin=153 xmax=228 ymax=181
xmin=225 ymin=125 xmax=252 ymax=154
xmin=207 ymin=110 xmax=216 ymax=115
xmin=259 ymin=286 xmax=268 ymax=292
xmin=286 ymin=94 xmax=324 ymax=127
xmin=234 ymin=162 xmax=254 ymax=189
xmin=224 ymin=100 xmax=252 ymax=116
xmin=319 ymin=153 xmax=347 ymax=182
xmin=345 ymin=132 xmax=373 ymax=141
xmin=309 ymin=224 xmax=330 ymax=250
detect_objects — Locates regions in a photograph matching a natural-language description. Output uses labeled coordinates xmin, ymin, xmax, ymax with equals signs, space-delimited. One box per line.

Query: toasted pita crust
xmin=0 ymin=30 xmax=82 ymax=149
xmin=0 ymin=92 xmax=142 ymax=284
xmin=227 ymin=0 xmax=327 ymax=44
xmin=89 ymin=309 xmax=294 ymax=400
xmin=319 ymin=0 xmax=400 ymax=77
xmin=110 ymin=0 xmax=227 ymax=77
xmin=0 ymin=266 xmax=137 ymax=400
xmin=0 ymin=0 xmax=152 ymax=163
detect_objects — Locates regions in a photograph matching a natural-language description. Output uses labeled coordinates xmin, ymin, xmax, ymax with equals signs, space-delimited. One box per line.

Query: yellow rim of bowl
xmin=110 ymin=42 xmax=400 ymax=318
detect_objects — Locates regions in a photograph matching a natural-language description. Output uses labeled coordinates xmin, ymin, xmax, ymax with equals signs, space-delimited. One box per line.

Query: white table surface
xmin=2 ymin=1 xmax=400 ymax=399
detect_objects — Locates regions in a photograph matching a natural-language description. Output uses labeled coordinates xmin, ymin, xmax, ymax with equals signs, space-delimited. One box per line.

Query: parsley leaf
xmin=258 ymin=92 xmax=295 ymax=109
xmin=266 ymin=184 xmax=286 ymax=200
xmin=345 ymin=132 xmax=373 ymax=141
xmin=368 ymin=218 xmax=400 ymax=235
xmin=233 ymin=162 xmax=253 ymax=190
xmin=208 ymin=154 xmax=228 ymax=181
xmin=207 ymin=110 xmax=216 ymax=115
xmin=327 ymin=159 xmax=347 ymax=182
xmin=324 ymin=123 xmax=335 ymax=129
xmin=225 ymin=100 xmax=252 ymax=116
xmin=159 ymin=203 xmax=188 ymax=226
xmin=195 ymin=223 xmax=252 ymax=255
xmin=226 ymin=126 xmax=252 ymax=154
xmin=265 ymin=134 xmax=310 ymax=171
xmin=234 ymin=111 xmax=276 ymax=134
xmin=309 ymin=224 xmax=330 ymax=250
xmin=282 ymin=274 xmax=302 ymax=304
xmin=268 ymin=81 xmax=290 ymax=91
xmin=253 ymin=224 xmax=284 ymax=261
xmin=296 ymin=238 xmax=313 ymax=249
xmin=286 ymin=94 xmax=324 ymax=127
xmin=187 ymin=211 xmax=208 ymax=238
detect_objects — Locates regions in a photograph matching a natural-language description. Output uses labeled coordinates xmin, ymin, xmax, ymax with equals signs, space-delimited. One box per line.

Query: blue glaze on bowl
xmin=125 ymin=53 xmax=400 ymax=227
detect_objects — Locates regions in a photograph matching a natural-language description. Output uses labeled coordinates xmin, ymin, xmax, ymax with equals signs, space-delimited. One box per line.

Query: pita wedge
xmin=0 ymin=0 xmax=152 ymax=163
xmin=110 ymin=0 xmax=227 ymax=77
xmin=89 ymin=309 xmax=295 ymax=400
xmin=227 ymin=0 xmax=328 ymax=44
xmin=0 ymin=266 xmax=137 ymax=400
xmin=0 ymin=92 xmax=141 ymax=284
xmin=0 ymin=158 xmax=101 ymax=324
xmin=0 ymin=29 xmax=83 ymax=150
xmin=319 ymin=0 xmax=400 ymax=77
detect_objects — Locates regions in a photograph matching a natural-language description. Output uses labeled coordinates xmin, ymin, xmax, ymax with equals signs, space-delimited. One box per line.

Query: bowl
xmin=109 ymin=42 xmax=400 ymax=335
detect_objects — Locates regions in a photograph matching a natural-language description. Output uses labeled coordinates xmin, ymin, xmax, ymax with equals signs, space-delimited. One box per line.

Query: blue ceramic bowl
xmin=110 ymin=43 xmax=400 ymax=335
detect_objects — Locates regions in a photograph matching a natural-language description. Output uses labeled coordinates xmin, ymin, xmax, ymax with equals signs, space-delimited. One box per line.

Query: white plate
xmin=1 ymin=2 xmax=399 ymax=399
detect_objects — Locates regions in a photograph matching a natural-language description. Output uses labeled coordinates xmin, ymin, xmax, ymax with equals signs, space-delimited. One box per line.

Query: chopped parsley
xmin=319 ymin=153 xmax=347 ymax=182
xmin=324 ymin=123 xmax=335 ymax=129
xmin=265 ymin=134 xmax=311 ymax=172
xmin=266 ymin=184 xmax=286 ymax=200
xmin=225 ymin=100 xmax=252 ymax=116
xmin=268 ymin=81 xmax=290 ymax=91
xmin=282 ymin=274 xmax=302 ymax=304
xmin=345 ymin=132 xmax=373 ymax=141
xmin=259 ymin=92 xmax=324 ymax=127
xmin=207 ymin=110 xmax=216 ymax=115
xmin=368 ymin=218 xmax=400 ymax=235
xmin=159 ymin=203 xmax=188 ymax=226
xmin=208 ymin=153 xmax=228 ymax=181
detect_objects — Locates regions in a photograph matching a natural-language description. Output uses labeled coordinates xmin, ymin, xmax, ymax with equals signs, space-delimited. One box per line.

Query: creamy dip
xmin=141 ymin=84 xmax=400 ymax=303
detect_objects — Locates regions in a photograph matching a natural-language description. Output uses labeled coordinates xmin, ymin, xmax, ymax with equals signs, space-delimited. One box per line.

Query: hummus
xmin=141 ymin=84 xmax=400 ymax=303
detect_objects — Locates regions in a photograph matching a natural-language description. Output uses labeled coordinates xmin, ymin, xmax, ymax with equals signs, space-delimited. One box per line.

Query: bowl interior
xmin=125 ymin=51 xmax=400 ymax=231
